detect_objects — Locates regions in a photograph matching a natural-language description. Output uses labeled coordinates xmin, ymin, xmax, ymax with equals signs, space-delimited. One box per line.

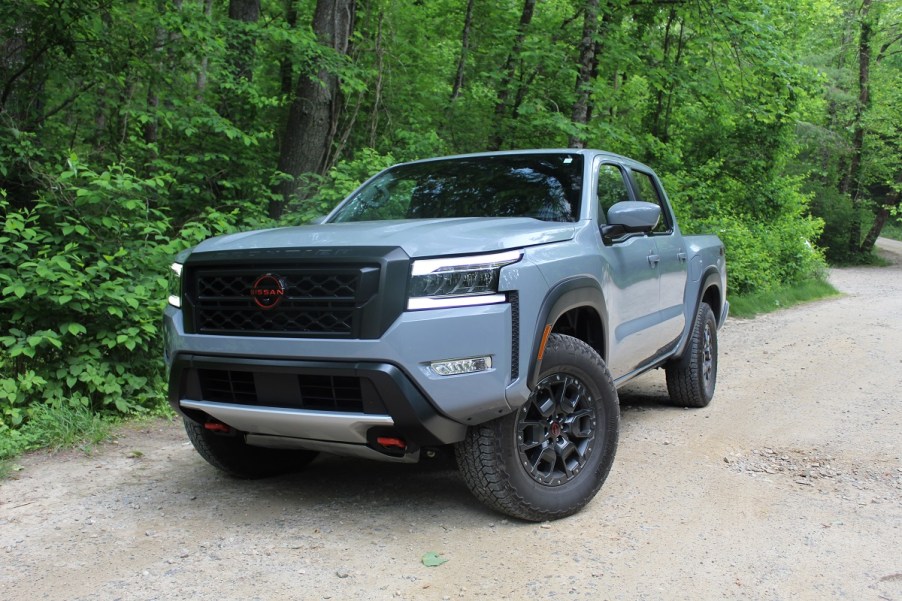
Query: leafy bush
xmin=664 ymin=163 xmax=827 ymax=295
xmin=0 ymin=158 xmax=243 ymax=430
xmin=0 ymin=161 xmax=173 ymax=427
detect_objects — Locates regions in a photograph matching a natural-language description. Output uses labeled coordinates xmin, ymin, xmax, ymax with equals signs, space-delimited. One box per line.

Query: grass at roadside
xmin=0 ymin=403 xmax=174 ymax=479
xmin=0 ymin=404 xmax=113 ymax=477
xmin=728 ymin=278 xmax=840 ymax=319
xmin=880 ymin=217 xmax=902 ymax=241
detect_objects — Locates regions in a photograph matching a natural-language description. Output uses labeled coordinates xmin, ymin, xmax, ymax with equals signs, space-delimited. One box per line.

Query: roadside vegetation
xmin=1 ymin=1 xmax=900 ymax=458
xmin=877 ymin=216 xmax=902 ymax=242
xmin=728 ymin=279 xmax=841 ymax=319
xmin=0 ymin=403 xmax=115 ymax=478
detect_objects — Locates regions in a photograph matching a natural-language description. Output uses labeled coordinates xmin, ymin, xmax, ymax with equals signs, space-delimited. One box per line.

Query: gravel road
xmin=2 ymin=240 xmax=901 ymax=601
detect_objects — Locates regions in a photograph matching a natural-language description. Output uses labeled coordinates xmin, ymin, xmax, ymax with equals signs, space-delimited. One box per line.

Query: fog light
xmin=430 ymin=356 xmax=493 ymax=376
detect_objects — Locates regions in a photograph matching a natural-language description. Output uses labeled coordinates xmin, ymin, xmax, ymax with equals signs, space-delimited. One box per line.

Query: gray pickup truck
xmin=164 ymin=149 xmax=727 ymax=521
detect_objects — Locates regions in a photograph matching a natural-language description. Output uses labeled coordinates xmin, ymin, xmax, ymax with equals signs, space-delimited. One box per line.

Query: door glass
xmin=597 ymin=164 xmax=631 ymax=223
xmin=631 ymin=171 xmax=670 ymax=233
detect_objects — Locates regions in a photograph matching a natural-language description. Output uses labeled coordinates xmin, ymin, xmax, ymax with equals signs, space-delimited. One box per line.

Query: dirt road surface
xmin=2 ymin=240 xmax=901 ymax=601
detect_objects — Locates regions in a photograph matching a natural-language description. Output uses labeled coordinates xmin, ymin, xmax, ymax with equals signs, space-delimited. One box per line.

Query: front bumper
xmin=170 ymin=354 xmax=466 ymax=452
xmin=164 ymin=295 xmax=521 ymax=457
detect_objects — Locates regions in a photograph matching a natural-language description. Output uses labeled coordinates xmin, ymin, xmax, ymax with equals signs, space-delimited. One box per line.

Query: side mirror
xmin=600 ymin=201 xmax=660 ymax=244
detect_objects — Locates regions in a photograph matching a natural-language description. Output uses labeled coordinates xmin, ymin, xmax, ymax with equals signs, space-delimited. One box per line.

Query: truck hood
xmin=191 ymin=218 xmax=578 ymax=258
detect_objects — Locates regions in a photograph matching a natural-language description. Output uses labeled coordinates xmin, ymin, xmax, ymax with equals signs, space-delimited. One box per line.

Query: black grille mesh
xmin=197 ymin=369 xmax=364 ymax=412
xmin=197 ymin=369 xmax=256 ymax=404
xmin=187 ymin=267 xmax=373 ymax=337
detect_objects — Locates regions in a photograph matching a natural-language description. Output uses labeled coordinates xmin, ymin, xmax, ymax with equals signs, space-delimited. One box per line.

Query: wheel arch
xmin=671 ymin=267 xmax=724 ymax=367
xmin=527 ymin=277 xmax=608 ymax=389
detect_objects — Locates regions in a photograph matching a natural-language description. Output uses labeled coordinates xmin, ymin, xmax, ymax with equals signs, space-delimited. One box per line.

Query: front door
xmin=595 ymin=162 xmax=662 ymax=379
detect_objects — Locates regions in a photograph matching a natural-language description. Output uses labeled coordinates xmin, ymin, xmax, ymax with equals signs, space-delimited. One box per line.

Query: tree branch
xmin=876 ymin=32 xmax=902 ymax=62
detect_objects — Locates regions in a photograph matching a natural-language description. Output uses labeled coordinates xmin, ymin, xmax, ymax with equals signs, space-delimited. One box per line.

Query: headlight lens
xmin=168 ymin=262 xmax=183 ymax=308
xmin=408 ymin=250 xmax=521 ymax=310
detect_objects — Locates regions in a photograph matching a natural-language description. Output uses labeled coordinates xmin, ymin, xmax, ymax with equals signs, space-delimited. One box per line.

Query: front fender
xmin=526 ymin=277 xmax=608 ymax=389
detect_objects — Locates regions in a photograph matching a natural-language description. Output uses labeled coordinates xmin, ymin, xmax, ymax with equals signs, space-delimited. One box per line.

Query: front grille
xmin=186 ymin=266 xmax=379 ymax=338
xmin=197 ymin=369 xmax=365 ymax=412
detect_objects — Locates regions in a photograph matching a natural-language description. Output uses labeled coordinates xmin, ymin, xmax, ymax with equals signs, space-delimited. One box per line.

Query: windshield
xmin=329 ymin=153 xmax=584 ymax=223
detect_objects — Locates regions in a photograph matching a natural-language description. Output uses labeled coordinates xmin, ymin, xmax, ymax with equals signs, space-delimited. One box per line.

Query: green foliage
xmin=0 ymin=159 xmax=171 ymax=426
xmin=0 ymin=156 xmax=243 ymax=429
xmin=728 ymin=278 xmax=840 ymax=319
xmin=665 ymin=165 xmax=827 ymax=295
xmin=879 ymin=216 xmax=902 ymax=242
xmin=681 ymin=212 xmax=826 ymax=296
xmin=0 ymin=402 xmax=113 ymax=462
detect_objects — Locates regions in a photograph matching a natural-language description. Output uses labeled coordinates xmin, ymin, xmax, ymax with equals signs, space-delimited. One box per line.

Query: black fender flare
xmin=526 ymin=277 xmax=608 ymax=389
xmin=670 ymin=267 xmax=723 ymax=368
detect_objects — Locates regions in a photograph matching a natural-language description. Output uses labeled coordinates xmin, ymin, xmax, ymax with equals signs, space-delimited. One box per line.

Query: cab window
xmin=596 ymin=164 xmax=631 ymax=223
xmin=630 ymin=170 xmax=671 ymax=233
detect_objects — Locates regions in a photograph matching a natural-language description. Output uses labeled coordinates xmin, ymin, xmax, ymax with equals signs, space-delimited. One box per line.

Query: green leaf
xmin=67 ymin=323 xmax=87 ymax=336
xmin=421 ymin=552 xmax=448 ymax=567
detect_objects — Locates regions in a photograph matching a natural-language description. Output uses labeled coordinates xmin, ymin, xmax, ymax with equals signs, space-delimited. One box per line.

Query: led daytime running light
xmin=431 ymin=356 xmax=493 ymax=376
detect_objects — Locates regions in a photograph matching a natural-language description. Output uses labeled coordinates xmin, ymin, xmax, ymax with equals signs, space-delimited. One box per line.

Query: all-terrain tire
xmin=665 ymin=302 xmax=718 ymax=408
xmin=455 ymin=334 xmax=620 ymax=521
xmin=184 ymin=418 xmax=318 ymax=479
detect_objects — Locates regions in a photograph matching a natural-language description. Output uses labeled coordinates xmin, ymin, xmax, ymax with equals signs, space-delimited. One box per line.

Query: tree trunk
xmin=450 ymin=0 xmax=476 ymax=103
xmin=568 ymin=0 xmax=601 ymax=148
xmin=488 ymin=0 xmax=537 ymax=151
xmin=227 ymin=0 xmax=260 ymax=82
xmin=271 ymin=0 xmax=355 ymax=219
xmin=843 ymin=0 xmax=872 ymax=254
xmin=367 ymin=12 xmax=385 ymax=149
xmin=196 ymin=0 xmax=214 ymax=98
xmin=219 ymin=0 xmax=261 ymax=120
xmin=144 ymin=0 xmax=183 ymax=147
xmin=648 ymin=7 xmax=684 ymax=145
xmin=859 ymin=201 xmax=894 ymax=254
xmin=279 ymin=0 xmax=299 ymax=96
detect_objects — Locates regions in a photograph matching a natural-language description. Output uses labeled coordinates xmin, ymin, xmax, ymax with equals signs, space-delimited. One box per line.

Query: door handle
xmin=677 ymin=252 xmax=687 ymax=262
xmin=647 ymin=253 xmax=660 ymax=267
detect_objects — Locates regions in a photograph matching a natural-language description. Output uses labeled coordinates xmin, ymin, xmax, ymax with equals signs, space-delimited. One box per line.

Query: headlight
xmin=168 ymin=262 xmax=183 ymax=308
xmin=408 ymin=250 xmax=521 ymax=310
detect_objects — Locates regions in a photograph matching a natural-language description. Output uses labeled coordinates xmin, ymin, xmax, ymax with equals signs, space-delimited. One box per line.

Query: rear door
xmin=627 ymin=168 xmax=688 ymax=346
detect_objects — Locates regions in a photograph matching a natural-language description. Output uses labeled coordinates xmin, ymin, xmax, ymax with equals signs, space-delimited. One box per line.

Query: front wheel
xmin=184 ymin=418 xmax=318 ymax=479
xmin=665 ymin=302 xmax=718 ymax=408
xmin=455 ymin=334 xmax=620 ymax=521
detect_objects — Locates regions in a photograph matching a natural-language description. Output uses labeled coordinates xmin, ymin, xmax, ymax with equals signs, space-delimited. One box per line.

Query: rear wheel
xmin=456 ymin=334 xmax=619 ymax=521
xmin=665 ymin=302 xmax=718 ymax=408
xmin=184 ymin=418 xmax=318 ymax=479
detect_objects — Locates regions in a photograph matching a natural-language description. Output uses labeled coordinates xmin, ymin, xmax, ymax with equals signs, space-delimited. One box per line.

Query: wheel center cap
xmin=550 ymin=422 xmax=562 ymax=438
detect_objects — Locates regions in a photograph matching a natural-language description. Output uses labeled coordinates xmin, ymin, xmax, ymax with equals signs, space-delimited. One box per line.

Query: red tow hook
xmin=204 ymin=421 xmax=232 ymax=433
xmin=376 ymin=436 xmax=407 ymax=450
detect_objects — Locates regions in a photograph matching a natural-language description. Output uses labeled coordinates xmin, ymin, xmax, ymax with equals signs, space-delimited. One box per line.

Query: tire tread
xmin=665 ymin=303 xmax=717 ymax=408
xmin=455 ymin=334 xmax=619 ymax=521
